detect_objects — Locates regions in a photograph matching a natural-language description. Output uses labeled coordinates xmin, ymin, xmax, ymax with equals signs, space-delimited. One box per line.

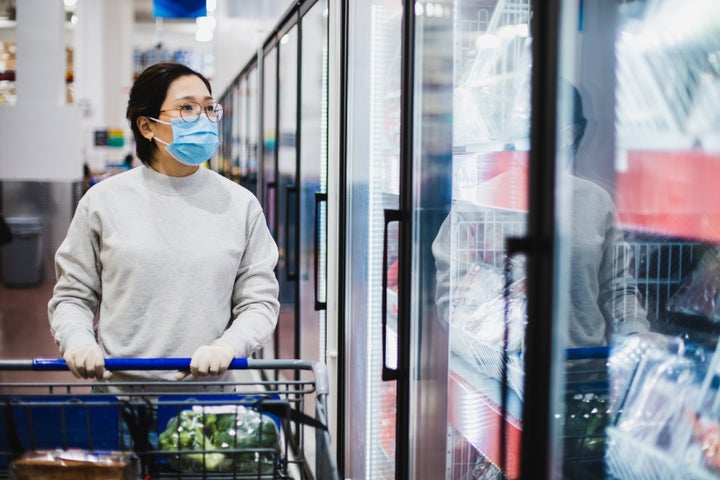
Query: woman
xmin=48 ymin=62 xmax=280 ymax=386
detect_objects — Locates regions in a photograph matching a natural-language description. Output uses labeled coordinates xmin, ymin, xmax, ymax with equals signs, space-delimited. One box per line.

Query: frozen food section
xmin=213 ymin=0 xmax=720 ymax=476
xmin=435 ymin=0 xmax=720 ymax=478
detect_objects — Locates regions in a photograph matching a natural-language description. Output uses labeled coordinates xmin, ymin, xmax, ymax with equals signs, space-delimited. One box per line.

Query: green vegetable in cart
xmin=562 ymin=393 xmax=611 ymax=459
xmin=159 ymin=405 xmax=281 ymax=474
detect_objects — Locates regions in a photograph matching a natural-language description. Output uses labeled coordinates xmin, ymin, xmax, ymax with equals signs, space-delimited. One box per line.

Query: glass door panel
xmin=262 ymin=47 xmax=278 ymax=232
xmin=215 ymin=85 xmax=234 ymax=176
xmin=552 ymin=1 xmax=720 ymax=478
xmin=297 ymin=2 xmax=329 ymax=469
xmin=277 ymin=24 xmax=299 ymax=362
xmin=299 ymin=0 xmax=328 ymax=367
xmin=245 ymin=66 xmax=259 ymax=195
xmin=345 ymin=1 xmax=402 ymax=478
xmin=235 ymin=76 xmax=248 ymax=184
xmin=262 ymin=46 xmax=278 ymax=360
xmin=427 ymin=1 xmax=533 ymax=478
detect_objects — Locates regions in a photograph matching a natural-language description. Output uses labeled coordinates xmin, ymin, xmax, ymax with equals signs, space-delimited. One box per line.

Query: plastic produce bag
xmin=158 ymin=405 xmax=280 ymax=474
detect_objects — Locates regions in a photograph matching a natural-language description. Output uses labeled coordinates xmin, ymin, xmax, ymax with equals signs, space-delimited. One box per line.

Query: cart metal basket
xmin=0 ymin=358 xmax=339 ymax=480
xmin=561 ymin=346 xmax=611 ymax=480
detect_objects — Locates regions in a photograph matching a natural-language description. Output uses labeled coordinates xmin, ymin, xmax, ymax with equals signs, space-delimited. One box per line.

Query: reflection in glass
xmin=555 ymin=1 xmax=720 ymax=478
xmin=344 ymin=1 xmax=402 ymax=478
xmin=261 ymin=46 xmax=278 ymax=362
xmin=299 ymin=0 xmax=328 ymax=367
xmin=277 ymin=25 xmax=299 ymax=362
xmin=434 ymin=2 xmax=532 ymax=478
xmin=262 ymin=47 xmax=278 ymax=235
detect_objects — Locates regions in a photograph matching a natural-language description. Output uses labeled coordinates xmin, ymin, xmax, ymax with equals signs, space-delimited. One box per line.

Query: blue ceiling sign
xmin=153 ymin=0 xmax=206 ymax=19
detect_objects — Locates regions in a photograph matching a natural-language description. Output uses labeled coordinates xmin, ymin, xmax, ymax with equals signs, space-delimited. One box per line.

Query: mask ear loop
xmin=147 ymin=117 xmax=172 ymax=146
xmin=148 ymin=117 xmax=172 ymax=126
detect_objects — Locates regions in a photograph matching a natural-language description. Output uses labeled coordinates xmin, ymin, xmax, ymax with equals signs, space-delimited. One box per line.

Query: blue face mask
xmin=150 ymin=116 xmax=219 ymax=166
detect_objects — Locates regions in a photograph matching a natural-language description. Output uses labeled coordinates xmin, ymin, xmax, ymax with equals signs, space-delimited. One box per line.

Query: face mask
xmin=150 ymin=116 xmax=219 ymax=166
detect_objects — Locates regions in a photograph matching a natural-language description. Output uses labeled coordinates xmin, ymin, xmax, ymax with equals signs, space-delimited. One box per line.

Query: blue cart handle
xmin=0 ymin=358 xmax=329 ymax=394
xmin=27 ymin=357 xmax=250 ymax=371
xmin=565 ymin=346 xmax=610 ymax=360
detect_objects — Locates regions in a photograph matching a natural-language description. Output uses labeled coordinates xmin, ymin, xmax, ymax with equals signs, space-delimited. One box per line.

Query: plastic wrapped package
xmin=615 ymin=348 xmax=699 ymax=450
xmin=608 ymin=334 xmax=691 ymax=412
xmin=666 ymin=246 xmax=720 ymax=322
xmin=606 ymin=339 xmax=709 ymax=479
xmin=11 ymin=449 xmax=138 ymax=480
xmin=452 ymin=261 xmax=527 ymax=347
xmin=449 ymin=261 xmax=528 ymax=396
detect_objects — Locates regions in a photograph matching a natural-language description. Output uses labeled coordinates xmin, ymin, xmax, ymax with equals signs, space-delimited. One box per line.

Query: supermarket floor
xmin=0 ymin=280 xmax=266 ymax=385
xmin=0 ymin=280 xmax=72 ymax=384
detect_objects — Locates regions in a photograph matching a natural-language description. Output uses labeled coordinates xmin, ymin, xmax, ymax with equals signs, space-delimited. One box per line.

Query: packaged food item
xmin=11 ymin=449 xmax=139 ymax=480
xmin=159 ymin=404 xmax=281 ymax=475
xmin=666 ymin=246 xmax=720 ymax=322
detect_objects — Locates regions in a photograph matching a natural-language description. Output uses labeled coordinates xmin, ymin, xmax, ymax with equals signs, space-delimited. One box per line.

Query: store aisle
xmin=0 ymin=281 xmax=77 ymax=385
xmin=0 ymin=281 xmax=264 ymax=387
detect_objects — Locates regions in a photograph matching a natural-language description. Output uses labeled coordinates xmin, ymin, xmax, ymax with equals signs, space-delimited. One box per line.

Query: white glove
xmin=64 ymin=344 xmax=111 ymax=380
xmin=177 ymin=341 xmax=235 ymax=380
xmin=629 ymin=331 xmax=671 ymax=352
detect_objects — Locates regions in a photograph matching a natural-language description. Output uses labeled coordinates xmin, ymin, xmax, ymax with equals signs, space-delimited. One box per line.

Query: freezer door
xmin=344 ymin=1 xmax=402 ymax=478
xmin=412 ymin=1 xmax=532 ymax=479
xmin=552 ymin=1 xmax=720 ymax=478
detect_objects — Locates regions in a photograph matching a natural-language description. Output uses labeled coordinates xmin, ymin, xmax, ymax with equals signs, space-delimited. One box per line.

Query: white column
xmin=74 ymin=0 xmax=106 ymax=124
xmin=14 ymin=0 xmax=66 ymax=106
xmin=74 ymin=0 xmax=134 ymax=170
xmin=0 ymin=0 xmax=81 ymax=181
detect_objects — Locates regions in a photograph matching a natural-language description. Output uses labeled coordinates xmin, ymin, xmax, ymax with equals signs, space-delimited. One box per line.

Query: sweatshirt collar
xmin=141 ymin=164 xmax=209 ymax=196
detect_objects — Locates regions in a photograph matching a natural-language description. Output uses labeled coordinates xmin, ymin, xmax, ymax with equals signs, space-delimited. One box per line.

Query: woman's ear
xmin=137 ymin=116 xmax=154 ymax=141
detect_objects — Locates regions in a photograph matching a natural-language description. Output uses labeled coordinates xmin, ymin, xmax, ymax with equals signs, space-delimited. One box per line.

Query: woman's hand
xmin=177 ymin=341 xmax=235 ymax=380
xmin=64 ymin=344 xmax=112 ymax=379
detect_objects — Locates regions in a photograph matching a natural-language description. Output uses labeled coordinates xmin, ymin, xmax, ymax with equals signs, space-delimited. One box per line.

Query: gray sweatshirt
xmin=48 ymin=165 xmax=280 ymax=383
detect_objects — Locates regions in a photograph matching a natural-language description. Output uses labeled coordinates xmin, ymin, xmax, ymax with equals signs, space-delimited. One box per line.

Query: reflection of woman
xmin=559 ymin=81 xmax=650 ymax=347
xmin=432 ymin=81 xmax=650 ymax=350
xmin=48 ymin=63 xmax=280 ymax=387
xmin=562 ymin=173 xmax=650 ymax=347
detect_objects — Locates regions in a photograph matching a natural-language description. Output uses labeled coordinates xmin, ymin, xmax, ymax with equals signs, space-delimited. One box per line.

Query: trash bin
xmin=1 ymin=216 xmax=45 ymax=287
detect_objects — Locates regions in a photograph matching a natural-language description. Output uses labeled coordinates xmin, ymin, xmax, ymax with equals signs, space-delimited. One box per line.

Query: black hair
xmin=559 ymin=79 xmax=588 ymax=158
xmin=126 ymin=62 xmax=213 ymax=166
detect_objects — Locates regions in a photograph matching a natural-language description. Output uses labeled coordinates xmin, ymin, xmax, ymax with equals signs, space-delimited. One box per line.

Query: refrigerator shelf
xmin=448 ymin=347 xmax=610 ymax=480
xmin=449 ymin=356 xmax=522 ymax=480
xmin=450 ymin=322 xmax=524 ymax=398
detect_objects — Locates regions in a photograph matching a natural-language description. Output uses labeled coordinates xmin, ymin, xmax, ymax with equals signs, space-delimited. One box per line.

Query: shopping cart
xmin=561 ymin=346 xmax=612 ymax=480
xmin=0 ymin=358 xmax=339 ymax=480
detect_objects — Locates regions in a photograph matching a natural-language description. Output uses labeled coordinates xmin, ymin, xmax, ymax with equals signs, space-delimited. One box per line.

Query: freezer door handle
xmin=264 ymin=180 xmax=277 ymax=218
xmin=285 ymin=183 xmax=298 ymax=281
xmin=264 ymin=180 xmax=277 ymax=253
xmin=381 ymin=208 xmax=402 ymax=381
xmin=314 ymin=192 xmax=327 ymax=311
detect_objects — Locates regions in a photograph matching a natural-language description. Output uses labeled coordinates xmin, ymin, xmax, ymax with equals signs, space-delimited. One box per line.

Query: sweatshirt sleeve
xmin=432 ymin=214 xmax=453 ymax=326
xmin=47 ymin=198 xmax=102 ymax=354
xmin=218 ymin=209 xmax=280 ymax=357
xmin=597 ymin=210 xmax=650 ymax=336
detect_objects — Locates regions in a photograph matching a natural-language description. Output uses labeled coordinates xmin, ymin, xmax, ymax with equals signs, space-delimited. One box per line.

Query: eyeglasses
xmin=159 ymin=102 xmax=224 ymax=123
